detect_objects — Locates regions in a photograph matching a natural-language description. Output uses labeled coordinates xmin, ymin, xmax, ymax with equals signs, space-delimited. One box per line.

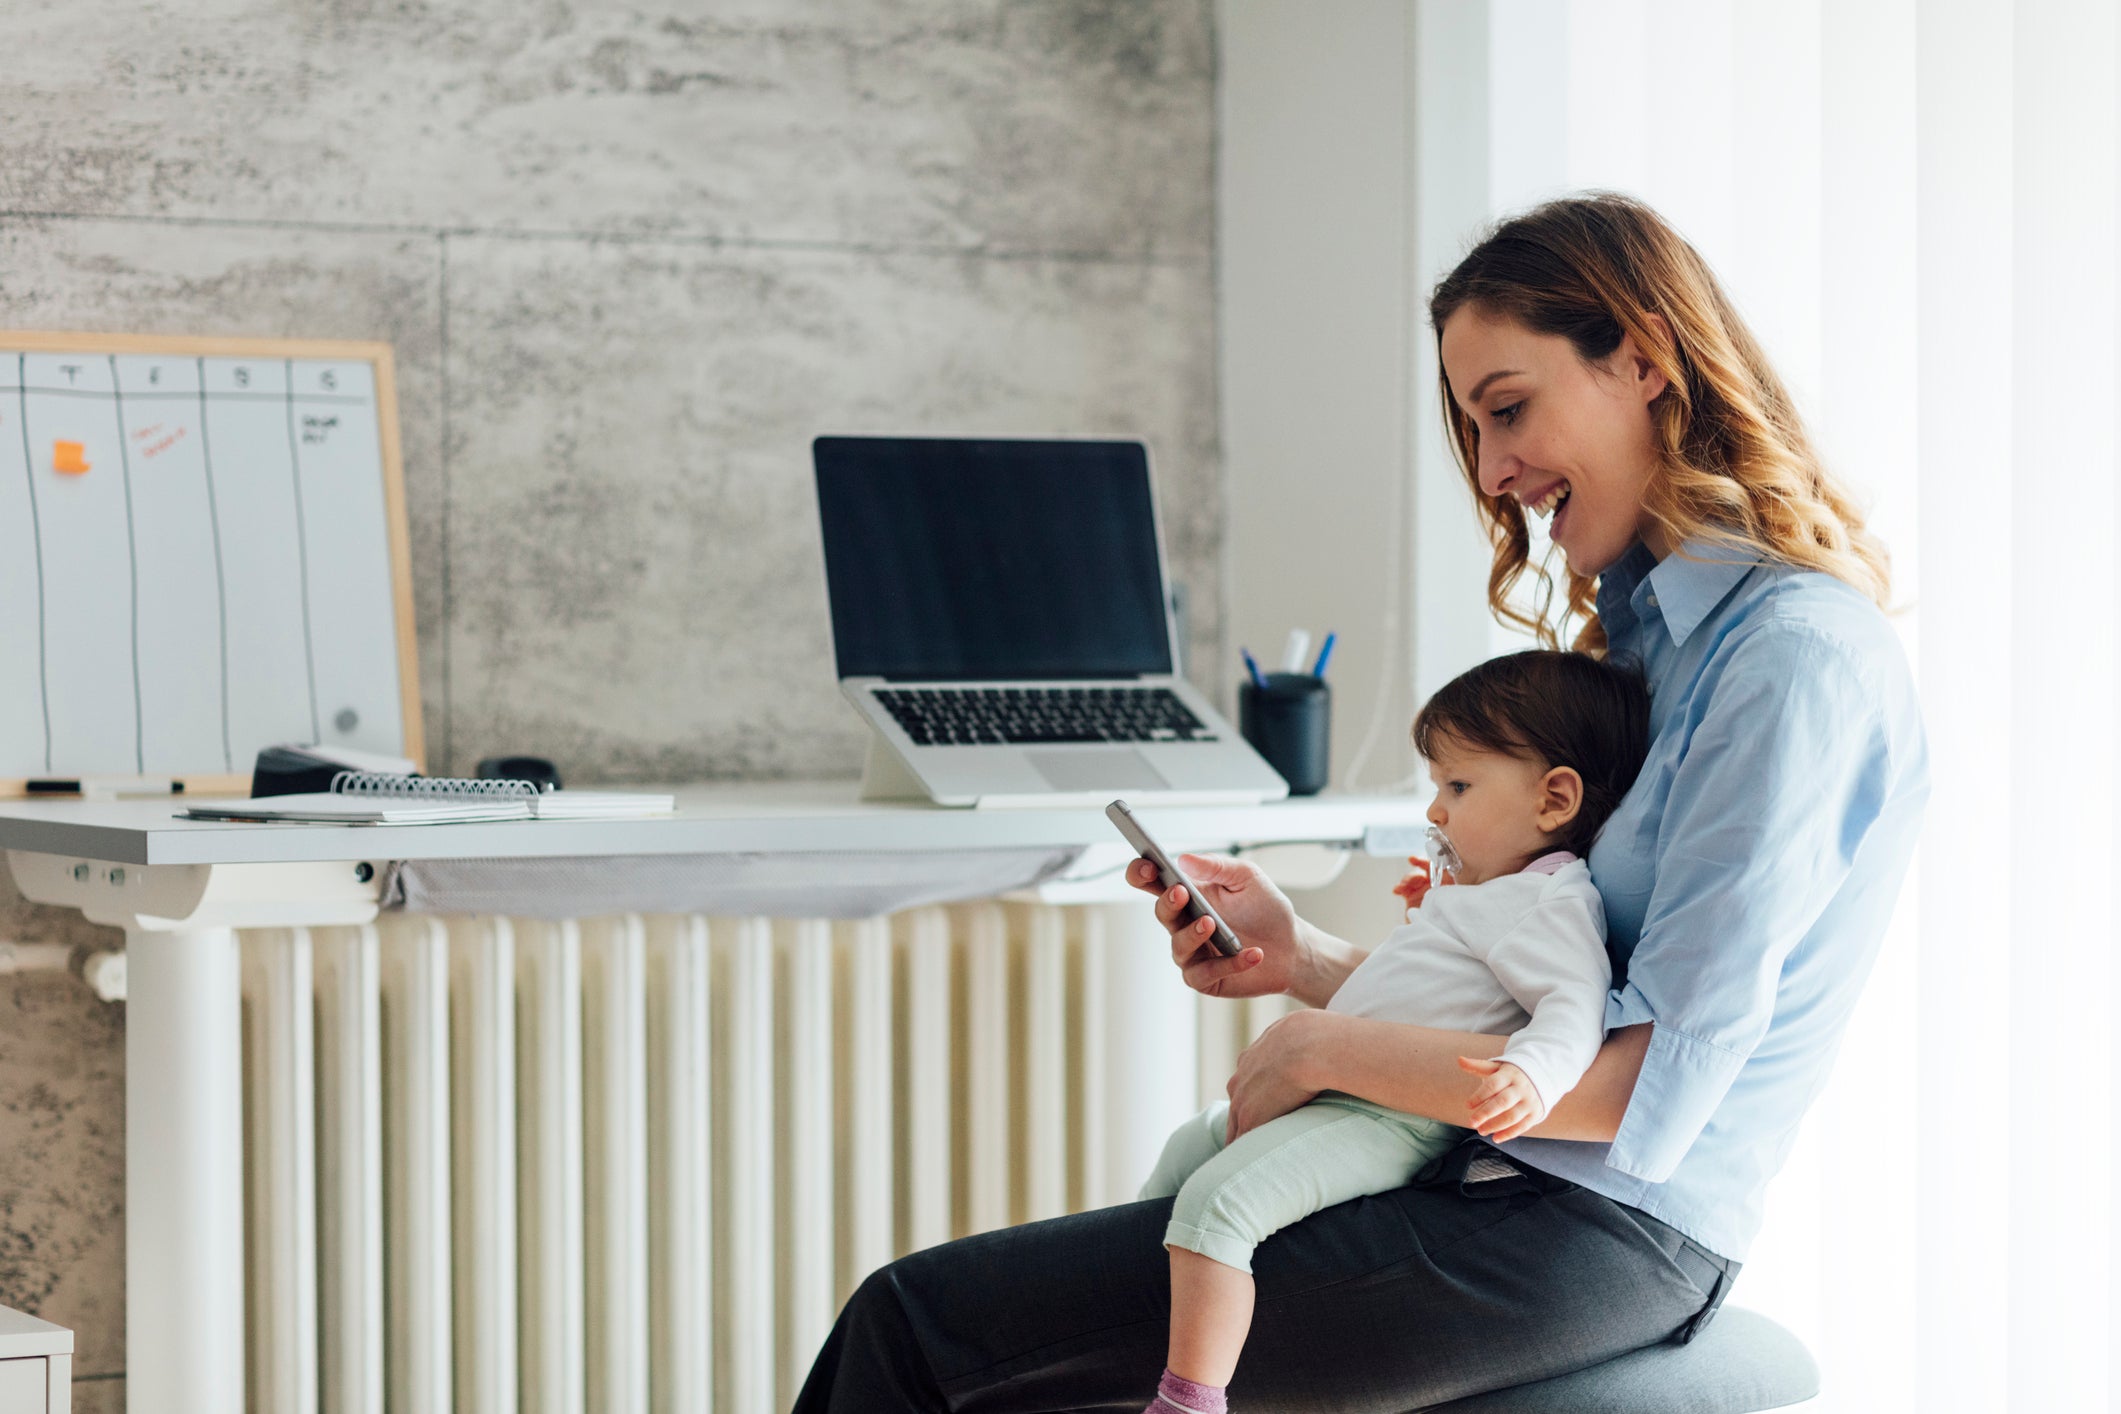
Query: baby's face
xmin=1422 ymin=738 xmax=1576 ymax=886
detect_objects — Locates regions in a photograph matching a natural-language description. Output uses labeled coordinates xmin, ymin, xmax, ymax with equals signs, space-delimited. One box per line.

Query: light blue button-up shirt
xmin=1500 ymin=535 xmax=1930 ymax=1261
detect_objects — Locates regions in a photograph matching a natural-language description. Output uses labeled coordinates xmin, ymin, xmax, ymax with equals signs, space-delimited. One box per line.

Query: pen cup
xmin=1239 ymin=672 xmax=1330 ymax=796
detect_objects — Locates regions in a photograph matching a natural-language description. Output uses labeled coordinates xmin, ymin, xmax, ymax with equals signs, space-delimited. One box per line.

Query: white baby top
xmin=1325 ymin=851 xmax=1610 ymax=1114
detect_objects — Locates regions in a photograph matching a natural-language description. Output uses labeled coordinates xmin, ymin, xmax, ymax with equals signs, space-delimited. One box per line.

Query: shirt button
xmin=1646 ymin=593 xmax=1660 ymax=608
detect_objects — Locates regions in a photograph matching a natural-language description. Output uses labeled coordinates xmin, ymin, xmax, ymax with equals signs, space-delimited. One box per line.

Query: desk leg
xmin=1094 ymin=904 xmax=1200 ymax=1206
xmin=127 ymin=925 xmax=244 ymax=1414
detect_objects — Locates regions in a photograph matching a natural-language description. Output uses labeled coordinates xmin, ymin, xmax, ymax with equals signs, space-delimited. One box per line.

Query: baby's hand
xmin=1392 ymin=857 xmax=1434 ymax=909
xmin=1456 ymin=1056 xmax=1545 ymax=1143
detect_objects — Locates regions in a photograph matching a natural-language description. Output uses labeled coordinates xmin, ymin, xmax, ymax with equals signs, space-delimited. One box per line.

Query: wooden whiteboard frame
xmin=0 ymin=331 xmax=425 ymax=796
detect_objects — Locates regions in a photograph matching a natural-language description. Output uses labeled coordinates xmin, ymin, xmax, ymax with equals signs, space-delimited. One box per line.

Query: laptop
xmin=814 ymin=436 xmax=1290 ymax=808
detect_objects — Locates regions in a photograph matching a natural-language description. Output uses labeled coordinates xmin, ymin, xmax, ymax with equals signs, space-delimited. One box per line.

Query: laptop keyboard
xmin=875 ymin=686 xmax=1214 ymax=746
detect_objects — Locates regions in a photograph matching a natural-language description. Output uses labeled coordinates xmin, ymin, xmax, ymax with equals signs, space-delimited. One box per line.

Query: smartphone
xmin=1106 ymin=798 xmax=1244 ymax=958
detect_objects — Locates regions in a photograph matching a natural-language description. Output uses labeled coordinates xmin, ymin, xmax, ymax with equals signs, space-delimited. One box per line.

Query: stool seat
xmin=1420 ymin=1307 xmax=1818 ymax=1413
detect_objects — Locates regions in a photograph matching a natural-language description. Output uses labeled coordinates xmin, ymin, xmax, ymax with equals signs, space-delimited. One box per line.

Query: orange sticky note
xmin=52 ymin=441 xmax=89 ymax=475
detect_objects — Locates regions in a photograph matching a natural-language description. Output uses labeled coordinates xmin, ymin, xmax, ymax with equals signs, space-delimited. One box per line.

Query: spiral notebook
xmin=180 ymin=771 xmax=677 ymax=825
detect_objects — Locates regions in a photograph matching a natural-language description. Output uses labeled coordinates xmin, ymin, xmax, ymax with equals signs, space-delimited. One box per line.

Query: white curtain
xmin=1405 ymin=1 xmax=2118 ymax=1407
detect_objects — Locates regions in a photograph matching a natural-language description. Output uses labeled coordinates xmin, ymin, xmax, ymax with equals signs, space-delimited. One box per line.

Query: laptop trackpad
xmin=1027 ymin=749 xmax=1170 ymax=793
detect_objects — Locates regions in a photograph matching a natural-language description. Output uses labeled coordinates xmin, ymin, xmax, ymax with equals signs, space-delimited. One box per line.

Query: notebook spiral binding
xmin=328 ymin=770 xmax=547 ymax=799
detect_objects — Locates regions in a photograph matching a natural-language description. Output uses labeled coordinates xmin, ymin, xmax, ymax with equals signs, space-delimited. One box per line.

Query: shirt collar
xmin=1598 ymin=535 xmax=1760 ymax=649
xmin=1521 ymin=850 xmax=1577 ymax=876
xmin=1595 ymin=541 xmax=1659 ymax=640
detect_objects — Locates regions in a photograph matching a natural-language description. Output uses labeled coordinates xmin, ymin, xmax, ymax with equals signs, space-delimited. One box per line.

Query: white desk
xmin=0 ymin=782 xmax=1427 ymax=1414
xmin=0 ymin=1305 xmax=71 ymax=1414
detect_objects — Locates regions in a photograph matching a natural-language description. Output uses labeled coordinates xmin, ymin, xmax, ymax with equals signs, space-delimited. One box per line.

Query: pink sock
xmin=1145 ymin=1367 xmax=1227 ymax=1414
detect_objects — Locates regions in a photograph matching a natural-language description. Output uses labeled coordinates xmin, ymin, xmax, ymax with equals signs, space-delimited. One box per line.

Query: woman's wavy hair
xmin=1428 ymin=191 xmax=1894 ymax=655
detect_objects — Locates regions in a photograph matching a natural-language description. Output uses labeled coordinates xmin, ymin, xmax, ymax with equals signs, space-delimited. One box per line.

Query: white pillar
xmin=126 ymin=924 xmax=245 ymax=1414
xmin=1089 ymin=902 xmax=1199 ymax=1204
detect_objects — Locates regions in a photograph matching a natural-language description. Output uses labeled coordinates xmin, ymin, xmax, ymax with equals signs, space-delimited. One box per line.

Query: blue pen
xmin=1241 ymin=647 xmax=1269 ymax=689
xmin=1311 ymin=631 xmax=1337 ymax=678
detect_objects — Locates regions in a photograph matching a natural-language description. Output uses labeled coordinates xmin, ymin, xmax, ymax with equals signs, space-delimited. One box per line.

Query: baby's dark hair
xmin=1412 ymin=649 xmax=1651 ymax=858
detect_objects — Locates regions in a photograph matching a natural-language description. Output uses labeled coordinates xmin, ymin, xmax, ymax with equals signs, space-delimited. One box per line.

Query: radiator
xmin=234 ymin=901 xmax=1285 ymax=1414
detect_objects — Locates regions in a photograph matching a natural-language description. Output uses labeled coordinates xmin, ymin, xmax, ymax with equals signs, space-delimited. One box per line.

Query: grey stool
xmin=1421 ymin=1307 xmax=1819 ymax=1413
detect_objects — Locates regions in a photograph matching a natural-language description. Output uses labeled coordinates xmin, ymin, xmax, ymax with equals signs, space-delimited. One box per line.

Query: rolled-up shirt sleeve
xmin=1605 ymin=623 xmax=1893 ymax=1182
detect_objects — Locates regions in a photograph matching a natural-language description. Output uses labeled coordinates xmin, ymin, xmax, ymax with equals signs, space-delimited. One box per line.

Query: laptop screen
xmin=814 ymin=436 xmax=1176 ymax=680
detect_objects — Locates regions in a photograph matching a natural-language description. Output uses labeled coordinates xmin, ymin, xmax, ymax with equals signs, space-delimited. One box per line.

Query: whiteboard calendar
xmin=0 ymin=333 xmax=423 ymax=793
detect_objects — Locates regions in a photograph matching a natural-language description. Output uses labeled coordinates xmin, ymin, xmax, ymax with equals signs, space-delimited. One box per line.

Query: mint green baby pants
xmin=1135 ymin=1092 xmax=1466 ymax=1275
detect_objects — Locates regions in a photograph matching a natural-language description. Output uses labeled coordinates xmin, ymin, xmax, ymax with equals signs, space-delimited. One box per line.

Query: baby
xmin=1134 ymin=648 xmax=1650 ymax=1414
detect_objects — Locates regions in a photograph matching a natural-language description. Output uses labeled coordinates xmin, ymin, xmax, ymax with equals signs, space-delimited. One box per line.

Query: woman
xmin=793 ymin=192 xmax=1929 ymax=1411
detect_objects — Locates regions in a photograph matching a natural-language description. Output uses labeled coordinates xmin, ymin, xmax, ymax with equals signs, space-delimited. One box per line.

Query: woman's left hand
xmin=1226 ymin=1009 xmax=1326 ymax=1142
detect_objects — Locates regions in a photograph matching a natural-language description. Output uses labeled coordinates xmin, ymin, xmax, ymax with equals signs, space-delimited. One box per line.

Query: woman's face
xmin=1438 ymin=305 xmax=1672 ymax=574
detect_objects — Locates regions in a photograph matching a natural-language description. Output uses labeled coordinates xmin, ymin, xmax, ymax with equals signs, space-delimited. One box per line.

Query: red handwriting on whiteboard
xmin=137 ymin=425 xmax=189 ymax=460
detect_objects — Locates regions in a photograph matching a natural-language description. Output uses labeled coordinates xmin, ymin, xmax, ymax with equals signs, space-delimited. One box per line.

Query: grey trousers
xmin=791 ymin=1137 xmax=1740 ymax=1413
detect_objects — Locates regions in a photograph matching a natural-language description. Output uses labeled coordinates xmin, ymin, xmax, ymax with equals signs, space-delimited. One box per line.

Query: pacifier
xmin=1423 ymin=825 xmax=1463 ymax=888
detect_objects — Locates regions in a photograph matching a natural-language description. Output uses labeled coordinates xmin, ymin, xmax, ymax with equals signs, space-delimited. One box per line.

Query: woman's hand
xmin=1126 ymin=852 xmax=1308 ymax=1000
xmin=1225 ymin=1009 xmax=1326 ymax=1141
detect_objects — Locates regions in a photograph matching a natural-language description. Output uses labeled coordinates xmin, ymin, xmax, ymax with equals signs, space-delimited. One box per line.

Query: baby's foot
xmin=1144 ymin=1367 xmax=1227 ymax=1414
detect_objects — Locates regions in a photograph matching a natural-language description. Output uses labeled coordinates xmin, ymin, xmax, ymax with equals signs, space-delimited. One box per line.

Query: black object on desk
xmin=252 ymin=745 xmax=376 ymax=798
xmin=1239 ymin=672 xmax=1330 ymax=796
xmin=477 ymin=755 xmax=563 ymax=792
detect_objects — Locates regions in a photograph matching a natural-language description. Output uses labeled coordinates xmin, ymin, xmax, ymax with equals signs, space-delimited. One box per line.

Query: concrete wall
xmin=0 ymin=3 xmax=1218 ymax=1403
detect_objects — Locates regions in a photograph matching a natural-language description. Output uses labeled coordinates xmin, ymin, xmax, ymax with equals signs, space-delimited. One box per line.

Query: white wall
xmin=1217 ymin=0 xmax=1509 ymax=948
